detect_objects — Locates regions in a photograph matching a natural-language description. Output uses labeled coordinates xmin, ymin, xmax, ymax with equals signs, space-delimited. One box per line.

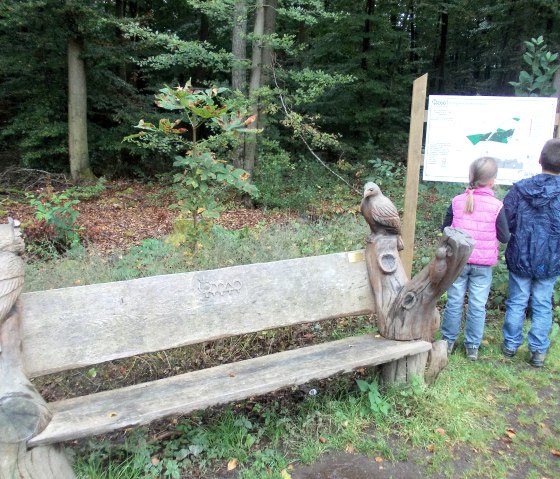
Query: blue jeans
xmin=442 ymin=264 xmax=493 ymax=349
xmin=502 ymin=271 xmax=559 ymax=354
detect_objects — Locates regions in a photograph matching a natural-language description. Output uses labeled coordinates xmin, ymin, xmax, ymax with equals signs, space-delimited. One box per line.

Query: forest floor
xmin=3 ymin=180 xmax=560 ymax=479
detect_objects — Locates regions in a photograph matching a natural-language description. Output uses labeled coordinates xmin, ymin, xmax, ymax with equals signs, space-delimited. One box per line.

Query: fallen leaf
xmin=280 ymin=469 xmax=292 ymax=479
xmin=505 ymin=428 xmax=516 ymax=439
xmin=551 ymin=449 xmax=560 ymax=457
xmin=345 ymin=444 xmax=355 ymax=453
xmin=227 ymin=458 xmax=238 ymax=471
xmin=427 ymin=444 xmax=435 ymax=453
xmin=108 ymin=411 xmax=118 ymax=417
xmin=434 ymin=427 xmax=446 ymax=435
xmin=374 ymin=456 xmax=383 ymax=463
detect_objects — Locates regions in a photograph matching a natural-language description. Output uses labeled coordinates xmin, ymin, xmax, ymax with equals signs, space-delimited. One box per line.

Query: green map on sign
xmin=467 ymin=117 xmax=520 ymax=145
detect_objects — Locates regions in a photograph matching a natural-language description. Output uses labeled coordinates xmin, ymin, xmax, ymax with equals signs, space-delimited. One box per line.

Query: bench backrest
xmin=21 ymin=250 xmax=375 ymax=378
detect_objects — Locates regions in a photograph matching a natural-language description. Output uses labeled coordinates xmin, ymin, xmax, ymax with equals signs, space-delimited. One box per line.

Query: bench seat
xmin=29 ymin=335 xmax=431 ymax=447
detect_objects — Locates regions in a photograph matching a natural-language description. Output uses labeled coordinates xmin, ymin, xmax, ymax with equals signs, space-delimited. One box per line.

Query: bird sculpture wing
xmin=369 ymin=194 xmax=401 ymax=234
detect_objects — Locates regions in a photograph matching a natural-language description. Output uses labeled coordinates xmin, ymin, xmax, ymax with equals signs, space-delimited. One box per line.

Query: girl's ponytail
xmin=463 ymin=157 xmax=498 ymax=213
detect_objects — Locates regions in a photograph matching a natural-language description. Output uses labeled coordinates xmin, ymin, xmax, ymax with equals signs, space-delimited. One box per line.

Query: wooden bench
xmin=0 ymin=219 xmax=472 ymax=478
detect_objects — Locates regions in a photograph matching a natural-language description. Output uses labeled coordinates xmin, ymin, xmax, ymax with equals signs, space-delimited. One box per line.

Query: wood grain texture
xmin=380 ymin=352 xmax=429 ymax=386
xmin=0 ymin=443 xmax=75 ymax=479
xmin=425 ymin=340 xmax=448 ymax=384
xmin=401 ymin=73 xmax=428 ymax=277
xmin=29 ymin=335 xmax=431 ymax=447
xmin=0 ymin=306 xmax=52 ymax=443
xmin=366 ymin=227 xmax=473 ymax=341
xmin=21 ymin=251 xmax=375 ymax=378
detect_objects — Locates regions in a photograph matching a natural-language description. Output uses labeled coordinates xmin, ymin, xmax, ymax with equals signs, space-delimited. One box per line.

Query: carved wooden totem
xmin=361 ymin=183 xmax=474 ymax=383
xmin=0 ymin=219 xmax=75 ymax=479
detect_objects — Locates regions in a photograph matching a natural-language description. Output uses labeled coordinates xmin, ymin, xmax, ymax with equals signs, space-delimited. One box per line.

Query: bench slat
xmin=22 ymin=251 xmax=374 ymax=378
xmin=29 ymin=335 xmax=431 ymax=447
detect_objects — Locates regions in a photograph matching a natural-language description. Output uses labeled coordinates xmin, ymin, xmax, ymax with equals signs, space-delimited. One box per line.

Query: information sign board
xmin=423 ymin=95 xmax=558 ymax=185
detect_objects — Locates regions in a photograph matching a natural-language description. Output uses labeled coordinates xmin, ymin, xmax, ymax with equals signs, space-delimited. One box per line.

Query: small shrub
xmin=25 ymin=190 xmax=83 ymax=257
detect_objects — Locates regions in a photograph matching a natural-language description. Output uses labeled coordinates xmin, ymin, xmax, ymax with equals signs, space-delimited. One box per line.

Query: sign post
xmin=401 ymin=74 xmax=427 ymax=278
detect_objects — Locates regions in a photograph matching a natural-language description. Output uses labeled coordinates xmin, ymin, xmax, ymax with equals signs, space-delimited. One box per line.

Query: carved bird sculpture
xmin=0 ymin=218 xmax=25 ymax=324
xmin=360 ymin=182 xmax=404 ymax=250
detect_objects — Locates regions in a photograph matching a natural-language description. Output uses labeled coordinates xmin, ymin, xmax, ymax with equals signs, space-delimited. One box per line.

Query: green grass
xmin=24 ymin=215 xmax=366 ymax=293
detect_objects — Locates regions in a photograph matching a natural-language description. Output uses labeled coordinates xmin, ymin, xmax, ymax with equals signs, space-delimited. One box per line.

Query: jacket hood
xmin=516 ymin=174 xmax=560 ymax=208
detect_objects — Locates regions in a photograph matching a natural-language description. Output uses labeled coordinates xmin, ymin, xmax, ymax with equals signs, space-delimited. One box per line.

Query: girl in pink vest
xmin=441 ymin=157 xmax=510 ymax=360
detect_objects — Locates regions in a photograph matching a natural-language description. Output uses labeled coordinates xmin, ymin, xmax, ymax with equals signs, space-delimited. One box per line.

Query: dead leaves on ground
xmin=2 ymin=180 xmax=295 ymax=255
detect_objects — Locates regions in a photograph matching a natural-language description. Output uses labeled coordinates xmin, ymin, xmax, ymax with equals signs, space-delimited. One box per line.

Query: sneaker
xmin=529 ymin=351 xmax=546 ymax=368
xmin=466 ymin=347 xmax=478 ymax=361
xmin=501 ymin=345 xmax=516 ymax=358
xmin=446 ymin=340 xmax=455 ymax=355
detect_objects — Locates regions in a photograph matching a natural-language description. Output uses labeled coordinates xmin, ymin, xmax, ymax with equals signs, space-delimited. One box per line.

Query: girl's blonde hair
xmin=464 ymin=156 xmax=498 ymax=213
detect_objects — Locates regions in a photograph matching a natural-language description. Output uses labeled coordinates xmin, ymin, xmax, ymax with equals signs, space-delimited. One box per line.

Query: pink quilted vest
xmin=451 ymin=187 xmax=503 ymax=266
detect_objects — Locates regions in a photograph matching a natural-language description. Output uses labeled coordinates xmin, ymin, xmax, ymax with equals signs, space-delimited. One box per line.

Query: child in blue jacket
xmin=502 ymin=138 xmax=560 ymax=367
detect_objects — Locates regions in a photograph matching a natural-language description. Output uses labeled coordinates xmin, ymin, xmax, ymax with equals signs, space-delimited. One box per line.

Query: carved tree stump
xmin=0 ymin=220 xmax=75 ymax=479
xmin=364 ymin=227 xmax=474 ymax=384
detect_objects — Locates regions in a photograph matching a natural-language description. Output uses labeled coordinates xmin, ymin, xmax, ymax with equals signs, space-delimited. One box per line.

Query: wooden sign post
xmin=401 ymin=73 xmax=428 ymax=278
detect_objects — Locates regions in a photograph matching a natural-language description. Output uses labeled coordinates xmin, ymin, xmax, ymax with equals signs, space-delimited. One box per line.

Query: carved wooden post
xmin=0 ymin=220 xmax=75 ymax=479
xmin=362 ymin=188 xmax=474 ymax=384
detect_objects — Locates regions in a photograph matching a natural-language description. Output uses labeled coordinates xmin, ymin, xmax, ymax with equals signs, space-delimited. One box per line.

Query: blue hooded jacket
xmin=504 ymin=173 xmax=560 ymax=279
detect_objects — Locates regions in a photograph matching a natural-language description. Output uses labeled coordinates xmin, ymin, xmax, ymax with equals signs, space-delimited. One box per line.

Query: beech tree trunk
xmin=361 ymin=0 xmax=374 ymax=70
xmin=232 ymin=0 xmax=248 ymax=170
xmin=232 ymin=0 xmax=248 ymax=94
xmin=240 ymin=0 xmax=264 ymax=207
xmin=67 ymin=36 xmax=91 ymax=182
xmin=433 ymin=4 xmax=448 ymax=92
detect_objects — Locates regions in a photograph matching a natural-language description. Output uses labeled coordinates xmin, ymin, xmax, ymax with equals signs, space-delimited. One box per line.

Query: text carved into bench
xmin=198 ymin=278 xmax=243 ymax=298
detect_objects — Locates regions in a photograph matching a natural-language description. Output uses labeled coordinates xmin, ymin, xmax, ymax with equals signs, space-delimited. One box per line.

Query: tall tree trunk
xmin=194 ymin=13 xmax=209 ymax=84
xmin=261 ymin=0 xmax=277 ymax=85
xmin=232 ymin=0 xmax=248 ymax=93
xmin=257 ymin=0 xmax=276 ymax=131
xmin=115 ymin=0 xmax=127 ymax=81
xmin=241 ymin=0 xmax=265 ymax=207
xmin=232 ymin=0 xmax=248 ymax=169
xmin=408 ymin=0 xmax=417 ymax=64
xmin=67 ymin=36 xmax=91 ymax=182
xmin=361 ymin=0 xmax=374 ymax=70
xmin=433 ymin=4 xmax=448 ymax=92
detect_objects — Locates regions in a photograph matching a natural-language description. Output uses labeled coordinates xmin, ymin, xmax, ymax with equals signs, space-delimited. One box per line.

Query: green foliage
xmin=509 ymin=36 xmax=559 ymax=97
xmin=125 ymin=81 xmax=258 ymax=250
xmin=109 ymin=239 xmax=187 ymax=282
xmin=24 ymin=190 xmax=82 ymax=257
xmin=66 ymin=177 xmax=107 ymax=201
xmin=363 ymin=157 xmax=406 ymax=198
xmin=356 ymin=378 xmax=391 ymax=417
